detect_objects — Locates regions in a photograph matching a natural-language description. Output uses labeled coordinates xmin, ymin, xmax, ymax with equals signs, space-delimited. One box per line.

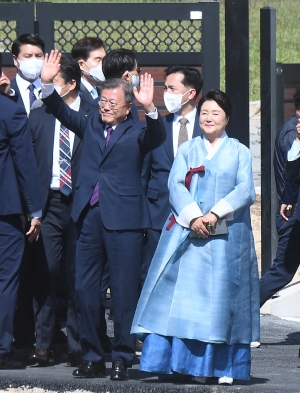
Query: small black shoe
xmin=67 ymin=352 xmax=83 ymax=367
xmin=110 ymin=359 xmax=129 ymax=381
xmin=28 ymin=348 xmax=54 ymax=365
xmin=0 ymin=358 xmax=26 ymax=369
xmin=72 ymin=360 xmax=106 ymax=378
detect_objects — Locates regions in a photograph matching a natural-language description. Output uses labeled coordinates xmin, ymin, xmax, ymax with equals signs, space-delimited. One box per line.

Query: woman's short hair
xmin=197 ymin=90 xmax=232 ymax=118
xmin=102 ymin=49 xmax=136 ymax=79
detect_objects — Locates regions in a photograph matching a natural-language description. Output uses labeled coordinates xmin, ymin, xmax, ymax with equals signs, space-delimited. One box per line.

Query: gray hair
xmin=101 ymin=78 xmax=134 ymax=105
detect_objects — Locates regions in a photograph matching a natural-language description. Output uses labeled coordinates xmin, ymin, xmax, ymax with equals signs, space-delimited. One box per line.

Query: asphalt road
xmin=0 ymin=314 xmax=300 ymax=393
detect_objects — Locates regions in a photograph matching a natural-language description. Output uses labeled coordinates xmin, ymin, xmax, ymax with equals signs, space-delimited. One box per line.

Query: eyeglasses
xmin=99 ymin=100 xmax=128 ymax=110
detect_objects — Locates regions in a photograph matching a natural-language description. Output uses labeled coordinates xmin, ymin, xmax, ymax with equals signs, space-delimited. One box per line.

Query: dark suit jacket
xmin=29 ymin=98 xmax=99 ymax=213
xmin=42 ymin=90 xmax=166 ymax=229
xmin=142 ymin=112 xmax=203 ymax=229
xmin=0 ymin=93 xmax=42 ymax=216
xmin=10 ymin=78 xmax=25 ymax=109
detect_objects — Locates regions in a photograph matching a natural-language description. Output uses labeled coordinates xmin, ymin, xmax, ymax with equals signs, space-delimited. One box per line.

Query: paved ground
xmin=1 ymin=314 xmax=300 ymax=393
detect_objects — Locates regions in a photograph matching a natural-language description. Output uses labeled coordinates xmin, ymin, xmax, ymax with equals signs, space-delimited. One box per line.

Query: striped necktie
xmin=59 ymin=124 xmax=72 ymax=196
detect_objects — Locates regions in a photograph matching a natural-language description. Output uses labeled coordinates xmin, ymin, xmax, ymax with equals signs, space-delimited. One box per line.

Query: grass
xmin=1 ymin=0 xmax=300 ymax=100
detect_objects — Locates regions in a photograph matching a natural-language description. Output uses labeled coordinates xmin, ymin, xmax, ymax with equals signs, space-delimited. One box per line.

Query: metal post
xmin=260 ymin=7 xmax=278 ymax=276
xmin=225 ymin=0 xmax=249 ymax=147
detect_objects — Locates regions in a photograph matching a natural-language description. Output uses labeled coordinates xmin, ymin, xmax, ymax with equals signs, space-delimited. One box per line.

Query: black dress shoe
xmin=67 ymin=352 xmax=83 ymax=367
xmin=28 ymin=348 xmax=54 ymax=365
xmin=73 ymin=360 xmax=106 ymax=377
xmin=10 ymin=345 xmax=34 ymax=363
xmin=110 ymin=359 xmax=129 ymax=381
xmin=0 ymin=358 xmax=25 ymax=369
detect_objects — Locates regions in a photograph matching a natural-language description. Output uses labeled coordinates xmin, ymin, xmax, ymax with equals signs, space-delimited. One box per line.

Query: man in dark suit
xmin=142 ymin=66 xmax=203 ymax=276
xmin=0 ymin=92 xmax=42 ymax=369
xmin=10 ymin=34 xmax=45 ymax=114
xmin=260 ymin=86 xmax=300 ymax=307
xmin=26 ymin=56 xmax=112 ymax=366
xmin=71 ymin=37 xmax=106 ymax=102
xmin=40 ymin=49 xmax=166 ymax=380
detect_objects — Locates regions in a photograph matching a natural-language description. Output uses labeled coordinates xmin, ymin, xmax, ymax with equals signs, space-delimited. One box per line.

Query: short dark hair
xmin=101 ymin=78 xmax=134 ymax=105
xmin=197 ymin=90 xmax=232 ymax=119
xmin=71 ymin=37 xmax=105 ymax=62
xmin=102 ymin=49 xmax=136 ymax=79
xmin=294 ymin=85 xmax=300 ymax=111
xmin=164 ymin=65 xmax=203 ymax=98
xmin=59 ymin=55 xmax=81 ymax=92
xmin=11 ymin=34 xmax=45 ymax=57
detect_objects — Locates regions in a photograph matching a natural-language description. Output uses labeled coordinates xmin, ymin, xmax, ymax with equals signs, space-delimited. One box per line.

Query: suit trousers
xmin=142 ymin=228 xmax=162 ymax=285
xmin=259 ymin=214 xmax=300 ymax=306
xmin=0 ymin=215 xmax=24 ymax=359
xmin=76 ymin=204 xmax=143 ymax=366
xmin=32 ymin=192 xmax=75 ymax=349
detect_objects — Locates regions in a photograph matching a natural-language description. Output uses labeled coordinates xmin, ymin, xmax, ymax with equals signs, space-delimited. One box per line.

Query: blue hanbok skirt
xmin=140 ymin=333 xmax=251 ymax=380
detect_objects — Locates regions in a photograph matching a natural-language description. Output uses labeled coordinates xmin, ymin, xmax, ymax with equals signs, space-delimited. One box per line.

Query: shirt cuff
xmin=30 ymin=210 xmax=42 ymax=219
xmin=211 ymin=198 xmax=234 ymax=221
xmin=40 ymin=82 xmax=55 ymax=98
xmin=145 ymin=107 xmax=158 ymax=119
xmin=287 ymin=140 xmax=300 ymax=161
xmin=176 ymin=202 xmax=203 ymax=228
xmin=9 ymin=88 xmax=15 ymax=96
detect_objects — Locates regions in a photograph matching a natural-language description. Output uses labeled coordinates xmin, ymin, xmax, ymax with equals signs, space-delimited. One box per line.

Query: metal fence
xmin=0 ymin=2 xmax=220 ymax=94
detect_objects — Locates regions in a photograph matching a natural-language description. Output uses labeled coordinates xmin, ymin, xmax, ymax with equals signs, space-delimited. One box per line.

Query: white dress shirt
xmin=50 ymin=95 xmax=80 ymax=190
xmin=16 ymin=74 xmax=41 ymax=115
xmin=172 ymin=107 xmax=197 ymax=157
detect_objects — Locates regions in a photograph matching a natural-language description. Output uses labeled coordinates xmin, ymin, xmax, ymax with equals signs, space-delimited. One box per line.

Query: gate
xmin=1 ymin=2 xmax=220 ymax=111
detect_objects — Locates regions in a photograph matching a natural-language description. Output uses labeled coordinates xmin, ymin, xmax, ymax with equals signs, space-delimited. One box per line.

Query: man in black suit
xmin=71 ymin=37 xmax=106 ymax=102
xmin=142 ymin=66 xmax=203 ymax=277
xmin=10 ymin=34 xmax=45 ymax=114
xmin=260 ymin=86 xmax=300 ymax=307
xmin=40 ymin=49 xmax=166 ymax=380
xmin=26 ymin=56 xmax=110 ymax=366
xmin=0 ymin=91 xmax=42 ymax=369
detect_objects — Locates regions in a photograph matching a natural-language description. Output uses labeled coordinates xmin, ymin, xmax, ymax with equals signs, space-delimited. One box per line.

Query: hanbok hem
xmin=140 ymin=334 xmax=251 ymax=380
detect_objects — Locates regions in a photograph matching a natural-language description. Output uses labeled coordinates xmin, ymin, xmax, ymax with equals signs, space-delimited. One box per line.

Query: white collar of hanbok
xmin=203 ymin=130 xmax=228 ymax=160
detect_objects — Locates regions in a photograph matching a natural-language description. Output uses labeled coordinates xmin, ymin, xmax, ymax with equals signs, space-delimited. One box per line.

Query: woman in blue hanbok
xmin=131 ymin=90 xmax=260 ymax=385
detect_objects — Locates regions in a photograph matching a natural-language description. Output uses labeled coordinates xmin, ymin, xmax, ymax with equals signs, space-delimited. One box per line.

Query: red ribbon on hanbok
xmin=166 ymin=165 xmax=205 ymax=230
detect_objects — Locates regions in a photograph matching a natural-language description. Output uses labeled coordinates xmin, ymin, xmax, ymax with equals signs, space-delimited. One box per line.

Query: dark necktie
xmin=28 ymin=84 xmax=37 ymax=109
xmin=90 ymin=126 xmax=113 ymax=206
xmin=105 ymin=126 xmax=113 ymax=147
xmin=59 ymin=124 xmax=72 ymax=196
xmin=178 ymin=117 xmax=188 ymax=146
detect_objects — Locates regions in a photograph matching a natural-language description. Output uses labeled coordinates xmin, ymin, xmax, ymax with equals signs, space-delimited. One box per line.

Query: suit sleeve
xmin=139 ymin=114 xmax=166 ymax=154
xmin=281 ymin=181 xmax=299 ymax=205
xmin=42 ymin=90 xmax=87 ymax=139
xmin=8 ymin=104 xmax=42 ymax=213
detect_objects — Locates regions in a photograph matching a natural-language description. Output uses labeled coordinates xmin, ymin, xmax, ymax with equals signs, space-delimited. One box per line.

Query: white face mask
xmin=54 ymin=82 xmax=70 ymax=98
xmin=163 ymin=90 xmax=191 ymax=114
xmin=128 ymin=72 xmax=140 ymax=87
xmin=18 ymin=58 xmax=44 ymax=80
xmin=83 ymin=61 xmax=106 ymax=82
